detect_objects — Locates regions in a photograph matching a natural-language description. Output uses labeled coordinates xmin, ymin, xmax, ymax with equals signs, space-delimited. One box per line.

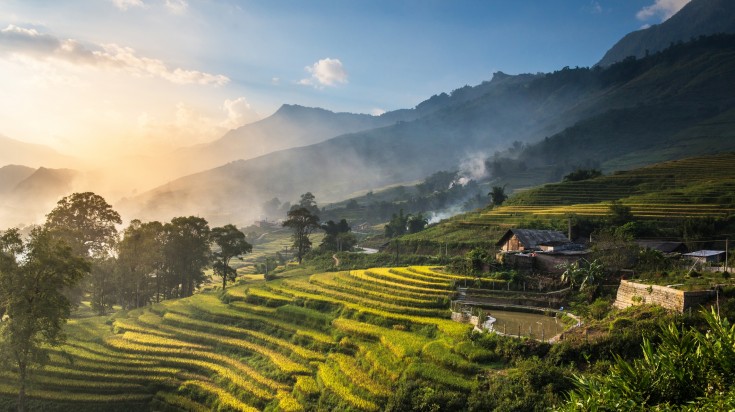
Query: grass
xmin=0 ymin=265 xmax=522 ymax=411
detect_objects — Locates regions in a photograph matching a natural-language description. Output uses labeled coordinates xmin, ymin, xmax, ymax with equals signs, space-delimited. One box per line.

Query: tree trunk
xmin=17 ymin=365 xmax=26 ymax=412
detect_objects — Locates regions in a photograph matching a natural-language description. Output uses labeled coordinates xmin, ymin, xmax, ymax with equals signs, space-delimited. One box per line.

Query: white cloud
xmin=591 ymin=1 xmax=603 ymax=14
xmin=112 ymin=0 xmax=146 ymax=11
xmin=299 ymin=57 xmax=348 ymax=88
xmin=271 ymin=77 xmax=280 ymax=85
xmin=221 ymin=97 xmax=260 ymax=129
xmin=165 ymin=0 xmax=188 ymax=15
xmin=0 ymin=25 xmax=229 ymax=86
xmin=636 ymin=0 xmax=690 ymax=22
xmin=370 ymin=108 xmax=386 ymax=116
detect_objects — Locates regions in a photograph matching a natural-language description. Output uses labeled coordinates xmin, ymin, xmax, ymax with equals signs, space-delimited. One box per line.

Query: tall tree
xmin=116 ymin=220 xmax=164 ymax=308
xmin=283 ymin=207 xmax=320 ymax=264
xmin=384 ymin=209 xmax=409 ymax=238
xmin=407 ymin=213 xmax=429 ymax=234
xmin=44 ymin=192 xmax=122 ymax=258
xmin=211 ymin=224 xmax=252 ymax=290
xmin=297 ymin=192 xmax=320 ymax=216
xmin=0 ymin=228 xmax=89 ymax=412
xmin=44 ymin=192 xmax=121 ymax=312
xmin=162 ymin=217 xmax=211 ymax=298
xmin=488 ymin=185 xmax=508 ymax=206
xmin=320 ymin=219 xmax=356 ymax=252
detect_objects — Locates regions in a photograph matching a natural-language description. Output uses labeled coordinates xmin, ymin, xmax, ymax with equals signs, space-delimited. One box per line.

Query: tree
xmin=283 ymin=207 xmax=320 ymax=264
xmin=261 ymin=197 xmax=282 ymax=218
xmin=116 ymin=220 xmax=164 ymax=308
xmin=563 ymin=168 xmax=603 ymax=182
xmin=608 ymin=200 xmax=634 ymax=227
xmin=558 ymin=258 xmax=603 ymax=291
xmin=44 ymin=192 xmax=121 ymax=312
xmin=407 ymin=213 xmax=429 ymax=234
xmin=489 ymin=185 xmax=507 ymax=206
xmin=0 ymin=227 xmax=89 ymax=412
xmin=162 ymin=217 xmax=211 ymax=298
xmin=296 ymin=192 xmax=320 ymax=216
xmin=320 ymin=219 xmax=356 ymax=252
xmin=44 ymin=192 xmax=122 ymax=258
xmin=385 ymin=209 xmax=409 ymax=238
xmin=211 ymin=224 xmax=252 ymax=290
xmin=89 ymin=257 xmax=116 ymax=315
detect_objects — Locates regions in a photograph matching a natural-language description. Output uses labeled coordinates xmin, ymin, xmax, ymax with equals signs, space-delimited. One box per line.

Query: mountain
xmin=597 ymin=0 xmax=735 ymax=66
xmin=0 ymin=134 xmax=76 ymax=169
xmin=0 ymin=165 xmax=35 ymax=193
xmin=121 ymin=34 xmax=735 ymax=226
xmin=167 ymin=104 xmax=422 ymax=177
xmin=0 ymin=166 xmax=78 ymax=227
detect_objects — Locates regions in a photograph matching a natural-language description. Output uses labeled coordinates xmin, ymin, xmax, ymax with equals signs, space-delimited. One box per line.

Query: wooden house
xmin=496 ymin=229 xmax=570 ymax=252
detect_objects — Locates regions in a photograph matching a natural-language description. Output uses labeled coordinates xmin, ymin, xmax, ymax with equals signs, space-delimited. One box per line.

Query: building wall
xmin=614 ymin=280 xmax=715 ymax=312
xmin=501 ymin=235 xmax=524 ymax=252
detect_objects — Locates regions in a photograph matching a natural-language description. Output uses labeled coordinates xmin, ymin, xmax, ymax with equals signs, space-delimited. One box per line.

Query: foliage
xmin=44 ymin=192 xmax=122 ymax=313
xmin=608 ymin=200 xmax=634 ymax=227
xmin=161 ymin=216 xmax=211 ymax=298
xmin=115 ymin=220 xmax=165 ymax=309
xmin=296 ymin=192 xmax=320 ymax=216
xmin=44 ymin=192 xmax=122 ymax=258
xmin=560 ymin=309 xmax=735 ymax=411
xmin=591 ymin=229 xmax=638 ymax=272
xmin=558 ymin=259 xmax=604 ymax=291
xmin=283 ymin=207 xmax=320 ymax=264
xmin=489 ymin=185 xmax=507 ymax=206
xmin=407 ymin=213 xmax=429 ymax=234
xmin=210 ymin=224 xmax=252 ymax=290
xmin=319 ymin=219 xmax=356 ymax=252
xmin=563 ymin=168 xmax=603 ymax=182
xmin=384 ymin=209 xmax=409 ymax=238
xmin=0 ymin=227 xmax=90 ymax=412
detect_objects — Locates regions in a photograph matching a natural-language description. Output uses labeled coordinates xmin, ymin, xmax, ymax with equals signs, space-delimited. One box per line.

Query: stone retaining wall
xmin=614 ymin=280 xmax=716 ymax=312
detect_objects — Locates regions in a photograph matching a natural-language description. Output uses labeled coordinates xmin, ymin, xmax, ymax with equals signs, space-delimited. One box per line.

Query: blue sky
xmin=0 ymin=0 xmax=690 ymax=156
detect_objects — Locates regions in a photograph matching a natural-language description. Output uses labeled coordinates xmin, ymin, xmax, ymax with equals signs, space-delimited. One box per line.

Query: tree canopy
xmin=0 ymin=227 xmax=89 ymax=412
xmin=320 ymin=219 xmax=356 ymax=252
xmin=162 ymin=216 xmax=211 ymax=298
xmin=211 ymin=224 xmax=252 ymax=290
xmin=283 ymin=207 xmax=320 ymax=264
xmin=44 ymin=192 xmax=122 ymax=258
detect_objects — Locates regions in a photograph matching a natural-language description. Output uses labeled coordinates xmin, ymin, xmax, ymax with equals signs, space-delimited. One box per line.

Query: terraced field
xmin=466 ymin=153 xmax=735 ymax=227
xmin=0 ymin=266 xmax=487 ymax=411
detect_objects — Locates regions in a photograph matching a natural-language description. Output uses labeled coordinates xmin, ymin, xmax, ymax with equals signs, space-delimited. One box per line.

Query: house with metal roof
xmin=496 ymin=229 xmax=571 ymax=252
xmin=635 ymin=240 xmax=688 ymax=254
xmin=683 ymin=250 xmax=725 ymax=264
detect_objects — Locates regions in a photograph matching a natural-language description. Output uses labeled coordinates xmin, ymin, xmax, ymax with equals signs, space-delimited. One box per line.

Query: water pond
xmin=485 ymin=309 xmax=568 ymax=340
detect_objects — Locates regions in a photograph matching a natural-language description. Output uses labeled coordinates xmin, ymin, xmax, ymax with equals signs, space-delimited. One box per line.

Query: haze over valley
xmin=2 ymin=0 xmax=732 ymax=229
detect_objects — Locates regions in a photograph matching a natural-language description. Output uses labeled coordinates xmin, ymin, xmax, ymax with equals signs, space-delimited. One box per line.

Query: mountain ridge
xmin=597 ymin=0 xmax=735 ymax=66
xmin=122 ymin=35 xmax=735 ymax=226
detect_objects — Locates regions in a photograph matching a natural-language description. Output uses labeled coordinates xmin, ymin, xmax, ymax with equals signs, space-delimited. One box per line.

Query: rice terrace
xmin=4 ymin=1 xmax=735 ymax=411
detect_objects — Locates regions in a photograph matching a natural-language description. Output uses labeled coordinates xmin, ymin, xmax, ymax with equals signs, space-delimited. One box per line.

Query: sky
xmin=0 ymin=0 xmax=691 ymax=160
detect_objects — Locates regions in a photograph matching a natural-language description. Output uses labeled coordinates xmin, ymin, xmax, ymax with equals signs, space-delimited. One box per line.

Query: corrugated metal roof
xmin=683 ymin=250 xmax=725 ymax=258
xmin=497 ymin=229 xmax=569 ymax=249
xmin=636 ymin=240 xmax=688 ymax=253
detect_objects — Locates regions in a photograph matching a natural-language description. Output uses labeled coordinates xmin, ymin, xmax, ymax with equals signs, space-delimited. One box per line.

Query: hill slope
xmin=408 ymin=152 xmax=735 ymax=246
xmin=168 ymin=104 xmax=419 ymax=177
xmin=0 ymin=266 xmax=493 ymax=411
xmin=124 ymin=35 xmax=735 ymax=226
xmin=597 ymin=0 xmax=735 ymax=66
xmin=0 ymin=135 xmax=75 ymax=169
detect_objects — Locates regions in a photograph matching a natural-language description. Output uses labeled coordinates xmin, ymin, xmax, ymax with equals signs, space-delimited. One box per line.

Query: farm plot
xmin=0 ymin=266 xmax=489 ymax=411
